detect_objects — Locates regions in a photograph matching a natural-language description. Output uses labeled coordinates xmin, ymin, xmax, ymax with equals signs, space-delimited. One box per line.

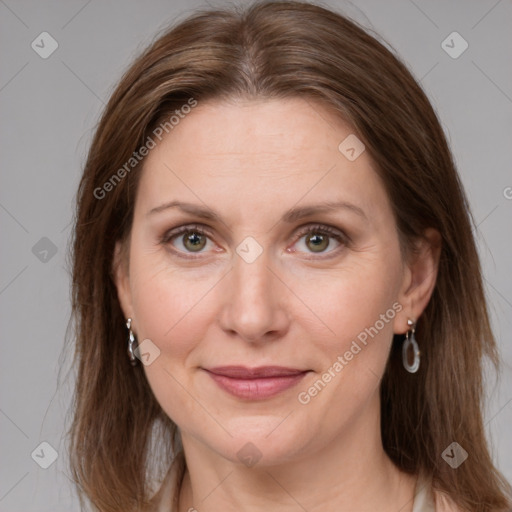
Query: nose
xmin=217 ymin=246 xmax=290 ymax=344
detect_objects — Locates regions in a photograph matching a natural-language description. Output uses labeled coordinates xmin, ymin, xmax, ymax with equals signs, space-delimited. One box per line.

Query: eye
xmin=160 ymin=223 xmax=349 ymax=260
xmin=160 ymin=224 xmax=215 ymax=259
xmin=290 ymin=223 xmax=348 ymax=258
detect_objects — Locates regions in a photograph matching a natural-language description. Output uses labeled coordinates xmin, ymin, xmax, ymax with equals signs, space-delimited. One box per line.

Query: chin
xmin=194 ymin=416 xmax=315 ymax=468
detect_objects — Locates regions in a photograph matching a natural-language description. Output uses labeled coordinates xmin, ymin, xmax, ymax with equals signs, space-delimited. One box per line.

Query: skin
xmin=113 ymin=97 xmax=441 ymax=512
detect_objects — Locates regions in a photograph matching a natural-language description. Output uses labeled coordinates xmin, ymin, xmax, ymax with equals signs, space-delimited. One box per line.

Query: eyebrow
xmin=147 ymin=199 xmax=368 ymax=223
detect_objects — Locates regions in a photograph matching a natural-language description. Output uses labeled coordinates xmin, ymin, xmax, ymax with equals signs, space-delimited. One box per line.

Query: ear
xmin=393 ymin=228 xmax=442 ymax=334
xmin=112 ymin=239 xmax=134 ymax=321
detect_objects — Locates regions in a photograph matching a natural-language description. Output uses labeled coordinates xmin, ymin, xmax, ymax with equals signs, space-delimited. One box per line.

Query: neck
xmin=177 ymin=393 xmax=417 ymax=512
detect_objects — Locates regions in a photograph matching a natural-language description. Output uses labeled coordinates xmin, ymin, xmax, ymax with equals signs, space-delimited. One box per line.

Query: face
xmin=114 ymin=97 xmax=432 ymax=466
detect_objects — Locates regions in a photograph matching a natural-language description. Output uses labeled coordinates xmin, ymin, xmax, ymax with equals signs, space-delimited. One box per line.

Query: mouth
xmin=203 ymin=366 xmax=310 ymax=400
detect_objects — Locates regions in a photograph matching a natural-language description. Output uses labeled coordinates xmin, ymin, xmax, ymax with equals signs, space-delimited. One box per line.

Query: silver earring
xmin=402 ymin=318 xmax=420 ymax=373
xmin=126 ymin=318 xmax=138 ymax=366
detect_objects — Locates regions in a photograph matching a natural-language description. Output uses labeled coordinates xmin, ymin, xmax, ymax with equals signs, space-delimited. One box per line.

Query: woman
xmin=68 ymin=1 xmax=512 ymax=511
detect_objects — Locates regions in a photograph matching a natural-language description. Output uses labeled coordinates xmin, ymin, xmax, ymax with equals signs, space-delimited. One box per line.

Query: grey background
xmin=1 ymin=0 xmax=511 ymax=510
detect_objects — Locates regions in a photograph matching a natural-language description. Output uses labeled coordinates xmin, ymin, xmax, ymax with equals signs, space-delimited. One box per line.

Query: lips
xmin=203 ymin=366 xmax=309 ymax=400
xmin=207 ymin=366 xmax=306 ymax=378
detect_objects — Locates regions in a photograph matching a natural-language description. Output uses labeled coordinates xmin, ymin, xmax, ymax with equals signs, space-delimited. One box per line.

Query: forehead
xmin=148 ymin=97 xmax=354 ymax=164
xmin=135 ymin=97 xmax=389 ymax=224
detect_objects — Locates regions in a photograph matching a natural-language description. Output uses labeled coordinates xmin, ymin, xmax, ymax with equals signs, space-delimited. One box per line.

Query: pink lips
xmin=204 ymin=366 xmax=309 ymax=400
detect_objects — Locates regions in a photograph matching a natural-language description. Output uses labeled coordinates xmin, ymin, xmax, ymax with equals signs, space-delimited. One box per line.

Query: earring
xmin=402 ymin=318 xmax=420 ymax=373
xmin=126 ymin=318 xmax=138 ymax=366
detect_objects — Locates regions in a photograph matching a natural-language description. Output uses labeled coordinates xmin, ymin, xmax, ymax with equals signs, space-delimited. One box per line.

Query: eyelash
xmin=159 ymin=223 xmax=349 ymax=260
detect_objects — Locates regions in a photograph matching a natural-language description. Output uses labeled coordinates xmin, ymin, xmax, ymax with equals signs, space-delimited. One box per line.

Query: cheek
xmin=291 ymin=264 xmax=401 ymax=427
xmin=294 ymin=262 xmax=402 ymax=418
xmin=294 ymin=256 xmax=401 ymax=352
xmin=128 ymin=248 xmax=209 ymax=358
xmin=128 ymin=256 xmax=214 ymax=425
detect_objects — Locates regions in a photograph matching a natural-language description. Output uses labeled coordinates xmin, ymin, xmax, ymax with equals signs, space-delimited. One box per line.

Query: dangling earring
xmin=126 ymin=318 xmax=138 ymax=366
xmin=402 ymin=318 xmax=420 ymax=373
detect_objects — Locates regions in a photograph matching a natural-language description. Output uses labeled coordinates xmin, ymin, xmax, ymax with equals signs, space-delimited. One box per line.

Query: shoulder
xmin=414 ymin=471 xmax=464 ymax=512
xmin=148 ymin=451 xmax=186 ymax=512
xmin=433 ymin=489 xmax=465 ymax=512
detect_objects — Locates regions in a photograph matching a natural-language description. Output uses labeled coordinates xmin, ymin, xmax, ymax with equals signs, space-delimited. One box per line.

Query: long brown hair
xmin=67 ymin=1 xmax=512 ymax=510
